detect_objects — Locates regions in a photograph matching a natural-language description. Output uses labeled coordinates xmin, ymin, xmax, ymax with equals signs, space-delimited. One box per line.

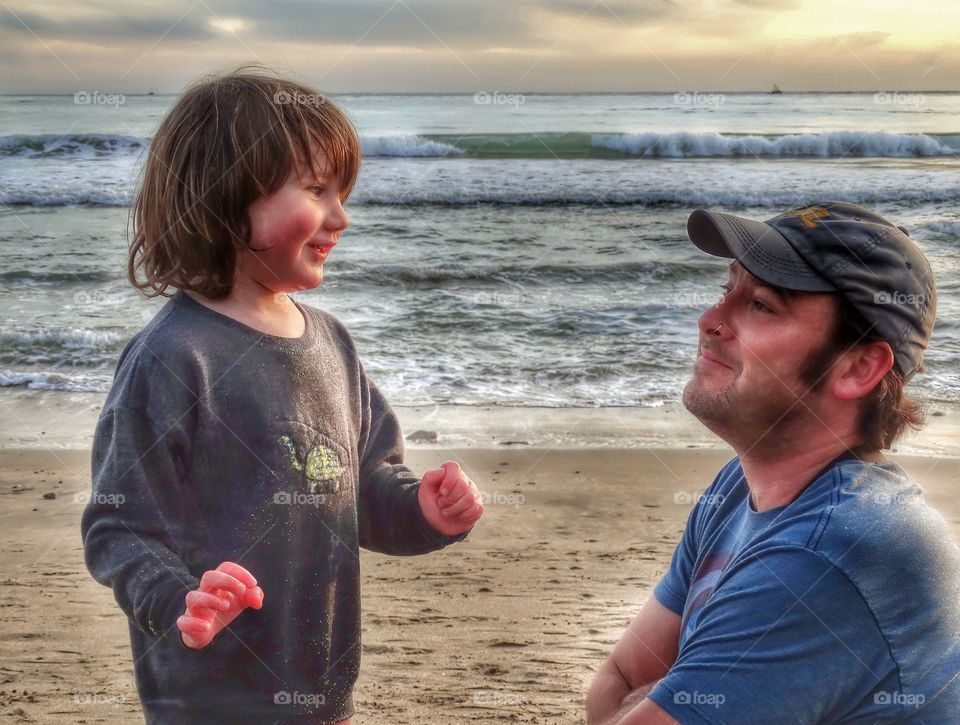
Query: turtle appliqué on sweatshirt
xmin=277 ymin=434 xmax=345 ymax=494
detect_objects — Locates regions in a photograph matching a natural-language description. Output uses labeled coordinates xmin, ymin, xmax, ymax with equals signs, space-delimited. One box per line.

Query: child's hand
xmin=177 ymin=561 xmax=264 ymax=650
xmin=417 ymin=461 xmax=483 ymax=537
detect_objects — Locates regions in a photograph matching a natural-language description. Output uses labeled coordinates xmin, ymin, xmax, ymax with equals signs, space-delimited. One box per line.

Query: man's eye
xmin=752 ymin=299 xmax=773 ymax=313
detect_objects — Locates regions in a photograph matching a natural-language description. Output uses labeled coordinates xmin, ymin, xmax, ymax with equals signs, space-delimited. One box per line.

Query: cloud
xmin=730 ymin=0 xmax=801 ymax=10
xmin=544 ymin=0 xmax=681 ymax=25
xmin=0 ymin=0 xmax=955 ymax=92
xmin=810 ymin=31 xmax=892 ymax=50
xmin=0 ymin=5 xmax=215 ymax=43
xmin=206 ymin=0 xmax=542 ymax=49
xmin=0 ymin=0 xmax=682 ymax=53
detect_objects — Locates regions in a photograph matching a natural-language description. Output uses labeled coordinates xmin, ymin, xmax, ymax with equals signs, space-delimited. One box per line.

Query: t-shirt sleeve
xmin=654 ymin=510 xmax=698 ymax=617
xmin=654 ymin=461 xmax=738 ymax=616
xmin=647 ymin=547 xmax=892 ymax=724
xmin=356 ymin=367 xmax=466 ymax=555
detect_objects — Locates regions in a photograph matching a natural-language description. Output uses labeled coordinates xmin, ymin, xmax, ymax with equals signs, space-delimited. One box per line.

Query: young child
xmin=80 ymin=68 xmax=483 ymax=725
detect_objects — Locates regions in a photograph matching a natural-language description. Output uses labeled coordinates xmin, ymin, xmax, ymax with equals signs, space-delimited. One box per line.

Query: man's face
xmin=682 ymin=262 xmax=840 ymax=448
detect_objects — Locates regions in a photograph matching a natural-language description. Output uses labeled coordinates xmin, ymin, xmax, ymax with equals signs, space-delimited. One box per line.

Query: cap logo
xmin=781 ymin=206 xmax=830 ymax=229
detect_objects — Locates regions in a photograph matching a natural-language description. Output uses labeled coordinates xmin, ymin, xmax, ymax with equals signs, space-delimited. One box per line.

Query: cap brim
xmin=687 ymin=210 xmax=836 ymax=292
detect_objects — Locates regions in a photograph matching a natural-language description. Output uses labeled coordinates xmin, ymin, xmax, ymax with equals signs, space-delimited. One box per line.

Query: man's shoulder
xmin=739 ymin=458 xmax=960 ymax=713
xmin=813 ymin=459 xmax=955 ymax=565
xmin=807 ymin=459 xmax=960 ymax=704
xmin=715 ymin=456 xmax=960 ymax=624
xmin=702 ymin=455 xmax=747 ymax=497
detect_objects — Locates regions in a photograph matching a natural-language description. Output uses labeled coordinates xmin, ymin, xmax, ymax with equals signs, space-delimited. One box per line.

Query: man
xmin=586 ymin=202 xmax=960 ymax=723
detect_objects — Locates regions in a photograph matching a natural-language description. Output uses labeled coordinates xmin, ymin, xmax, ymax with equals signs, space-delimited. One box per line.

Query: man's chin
xmin=682 ymin=379 xmax=734 ymax=430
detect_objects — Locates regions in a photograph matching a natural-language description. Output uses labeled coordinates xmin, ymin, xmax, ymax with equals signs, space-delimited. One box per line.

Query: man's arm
xmin=586 ymin=595 xmax=682 ymax=725
xmin=607 ymin=694 xmax=682 ymax=724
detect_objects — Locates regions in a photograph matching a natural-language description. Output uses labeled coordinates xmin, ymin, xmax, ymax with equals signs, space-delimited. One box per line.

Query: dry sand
xmin=1 ymin=446 xmax=958 ymax=724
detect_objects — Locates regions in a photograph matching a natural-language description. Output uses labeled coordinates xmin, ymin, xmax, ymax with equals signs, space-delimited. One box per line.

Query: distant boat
xmin=770 ymin=84 xmax=783 ymax=95
xmin=147 ymin=91 xmax=155 ymax=96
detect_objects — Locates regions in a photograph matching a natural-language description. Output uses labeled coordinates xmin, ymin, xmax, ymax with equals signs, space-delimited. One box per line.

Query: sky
xmin=0 ymin=0 xmax=956 ymax=93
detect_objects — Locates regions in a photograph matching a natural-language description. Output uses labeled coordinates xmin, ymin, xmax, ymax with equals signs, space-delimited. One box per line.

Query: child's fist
xmin=418 ymin=460 xmax=483 ymax=537
xmin=177 ymin=561 xmax=264 ymax=650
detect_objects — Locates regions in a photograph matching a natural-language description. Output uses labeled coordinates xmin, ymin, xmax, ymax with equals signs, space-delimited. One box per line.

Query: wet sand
xmin=1 ymin=447 xmax=958 ymax=723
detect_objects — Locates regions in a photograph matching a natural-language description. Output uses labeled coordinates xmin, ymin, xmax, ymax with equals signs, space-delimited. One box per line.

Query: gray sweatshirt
xmin=80 ymin=291 xmax=464 ymax=724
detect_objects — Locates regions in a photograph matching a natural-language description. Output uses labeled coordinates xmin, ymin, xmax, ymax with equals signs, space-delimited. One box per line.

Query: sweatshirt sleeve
xmin=80 ymin=405 xmax=200 ymax=648
xmin=356 ymin=368 xmax=467 ymax=555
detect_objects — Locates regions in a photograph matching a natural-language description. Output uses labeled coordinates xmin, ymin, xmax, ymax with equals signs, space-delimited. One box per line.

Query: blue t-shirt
xmin=649 ymin=455 xmax=960 ymax=724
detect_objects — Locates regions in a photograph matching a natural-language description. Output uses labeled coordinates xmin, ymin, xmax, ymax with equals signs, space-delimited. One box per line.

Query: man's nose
xmin=698 ymin=297 xmax=731 ymax=339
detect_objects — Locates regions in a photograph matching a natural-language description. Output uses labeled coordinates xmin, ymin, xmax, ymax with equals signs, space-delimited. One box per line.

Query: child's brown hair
xmin=129 ymin=66 xmax=361 ymax=299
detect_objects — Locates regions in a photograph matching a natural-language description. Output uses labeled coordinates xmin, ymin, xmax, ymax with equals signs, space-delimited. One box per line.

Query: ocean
xmin=1 ymin=91 xmax=958 ymax=410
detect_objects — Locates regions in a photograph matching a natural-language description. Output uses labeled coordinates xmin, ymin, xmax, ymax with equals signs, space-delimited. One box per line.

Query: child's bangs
xmin=284 ymin=102 xmax=361 ymax=200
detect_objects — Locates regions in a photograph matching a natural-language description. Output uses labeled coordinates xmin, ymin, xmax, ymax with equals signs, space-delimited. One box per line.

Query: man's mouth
xmin=697 ymin=343 xmax=734 ymax=370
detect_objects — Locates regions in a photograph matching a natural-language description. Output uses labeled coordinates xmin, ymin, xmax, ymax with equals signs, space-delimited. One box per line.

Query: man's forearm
xmin=586 ymin=668 xmax=656 ymax=725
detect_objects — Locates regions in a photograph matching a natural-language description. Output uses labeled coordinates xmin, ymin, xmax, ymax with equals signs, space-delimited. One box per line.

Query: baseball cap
xmin=686 ymin=201 xmax=937 ymax=379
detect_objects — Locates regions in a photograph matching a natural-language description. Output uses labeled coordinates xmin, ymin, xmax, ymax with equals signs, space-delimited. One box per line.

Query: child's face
xmin=239 ymin=155 xmax=349 ymax=293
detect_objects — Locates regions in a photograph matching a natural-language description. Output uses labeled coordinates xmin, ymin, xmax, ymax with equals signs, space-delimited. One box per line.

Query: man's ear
xmin=831 ymin=341 xmax=894 ymax=401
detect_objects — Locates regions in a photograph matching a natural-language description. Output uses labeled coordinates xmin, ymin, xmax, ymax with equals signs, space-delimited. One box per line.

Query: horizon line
xmin=2 ymin=89 xmax=959 ymax=97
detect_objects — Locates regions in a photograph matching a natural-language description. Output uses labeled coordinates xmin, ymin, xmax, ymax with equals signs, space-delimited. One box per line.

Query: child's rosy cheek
xmin=273 ymin=223 xmax=304 ymax=251
xmin=261 ymin=213 xmax=312 ymax=252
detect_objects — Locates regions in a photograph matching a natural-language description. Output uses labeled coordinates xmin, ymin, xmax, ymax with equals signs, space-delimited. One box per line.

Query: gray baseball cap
xmin=686 ymin=201 xmax=937 ymax=379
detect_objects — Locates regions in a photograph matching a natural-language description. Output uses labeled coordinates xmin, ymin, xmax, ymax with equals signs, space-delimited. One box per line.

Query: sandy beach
xmin=1 ymin=438 xmax=958 ymax=724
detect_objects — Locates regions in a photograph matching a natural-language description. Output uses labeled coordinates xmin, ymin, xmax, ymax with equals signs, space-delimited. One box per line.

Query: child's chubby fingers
xmin=199 ymin=569 xmax=248 ymax=598
xmin=438 ymin=460 xmax=462 ymax=496
xmin=215 ymin=561 xmax=257 ymax=589
xmin=419 ymin=467 xmax=446 ymax=494
xmin=243 ymin=585 xmax=265 ymax=610
xmin=177 ymin=614 xmax=214 ymax=649
xmin=441 ymin=489 xmax=482 ymax=518
xmin=448 ymin=500 xmax=483 ymax=529
xmin=458 ymin=496 xmax=484 ymax=524
xmin=437 ymin=475 xmax=469 ymax=507
xmin=185 ymin=589 xmax=231 ymax=613
xmin=177 ymin=614 xmax=212 ymax=635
